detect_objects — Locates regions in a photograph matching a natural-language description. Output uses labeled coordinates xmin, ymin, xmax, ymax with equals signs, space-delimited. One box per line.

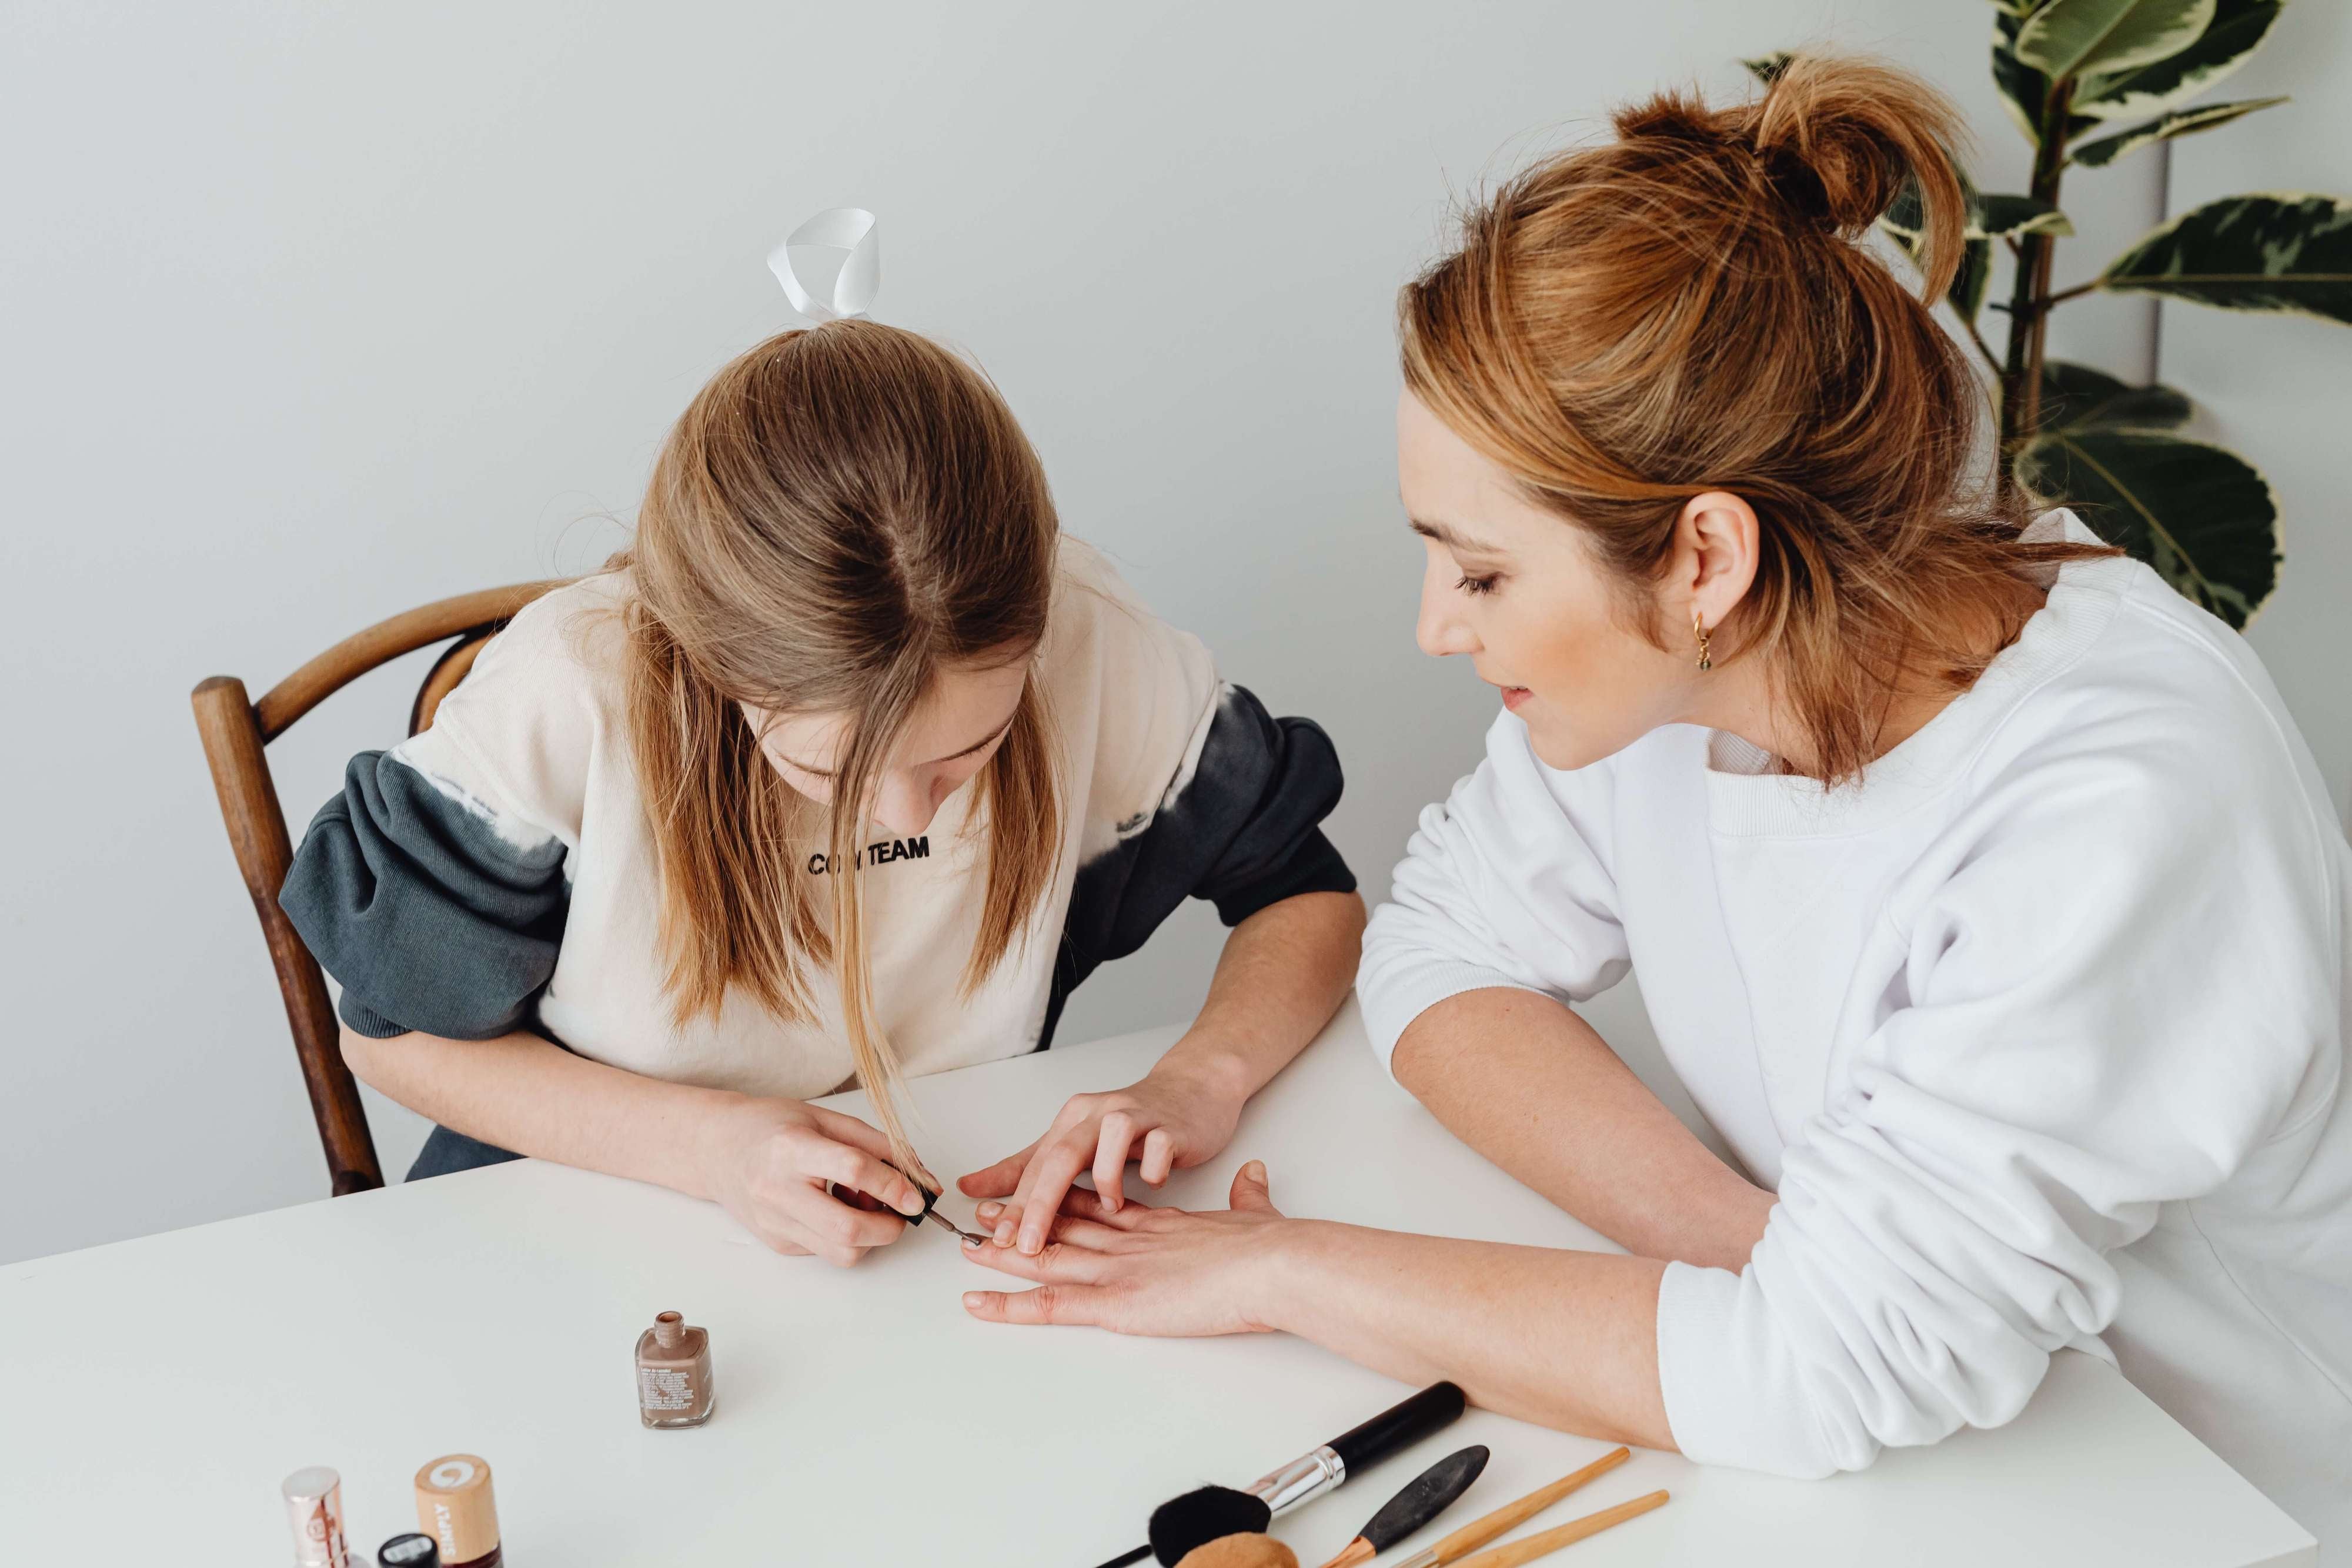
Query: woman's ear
xmin=1676 ymin=490 xmax=1760 ymax=631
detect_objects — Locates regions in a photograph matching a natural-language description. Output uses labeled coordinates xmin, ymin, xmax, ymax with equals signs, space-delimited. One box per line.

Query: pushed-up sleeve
xmin=1040 ymin=547 xmax=1356 ymax=1047
xmin=1357 ymin=711 xmax=1631 ymax=1077
xmin=1655 ymin=729 xmax=2340 ymax=1478
xmin=278 ymin=581 xmax=610 ymax=1040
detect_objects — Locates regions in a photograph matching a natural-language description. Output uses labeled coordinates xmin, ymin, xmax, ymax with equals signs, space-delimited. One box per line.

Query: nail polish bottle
xmin=282 ymin=1467 xmax=356 ymax=1568
xmin=414 ymin=1454 xmax=502 ymax=1568
xmin=634 ymin=1310 xmax=716 ymax=1428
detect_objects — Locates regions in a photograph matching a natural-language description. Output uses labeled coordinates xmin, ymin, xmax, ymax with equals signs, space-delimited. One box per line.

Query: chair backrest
xmin=192 ymin=581 xmax=569 ymax=1195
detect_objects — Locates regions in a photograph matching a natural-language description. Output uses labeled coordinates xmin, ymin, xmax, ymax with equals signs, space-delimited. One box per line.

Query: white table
xmin=0 ymin=1004 xmax=2318 ymax=1567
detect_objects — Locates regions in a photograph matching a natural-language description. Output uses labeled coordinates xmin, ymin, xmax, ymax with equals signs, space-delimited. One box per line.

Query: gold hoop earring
xmin=1693 ymin=613 xmax=1713 ymax=672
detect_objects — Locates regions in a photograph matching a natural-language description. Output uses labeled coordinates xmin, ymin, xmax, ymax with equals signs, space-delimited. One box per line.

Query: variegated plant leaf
xmin=2036 ymin=359 xmax=2194 ymax=430
xmin=2014 ymin=0 xmax=2216 ymax=81
xmin=2073 ymin=0 xmax=2284 ymax=121
xmin=1952 ymin=238 xmax=1994 ymax=320
xmin=2102 ymin=193 xmax=2352 ymax=323
xmin=1993 ymin=9 xmax=2058 ymax=142
xmin=2016 ymin=428 xmax=2277 ymax=627
xmin=1975 ymin=193 xmax=2076 ymax=238
xmin=1877 ymin=173 xmax=2001 ymax=320
xmin=2070 ymin=96 xmax=2289 ymax=165
xmin=1742 ymin=51 xmax=1795 ymax=85
xmin=1887 ymin=182 xmax=2071 ymax=245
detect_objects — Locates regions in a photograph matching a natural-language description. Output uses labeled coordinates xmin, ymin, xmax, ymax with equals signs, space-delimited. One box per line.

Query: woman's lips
xmin=1499 ymin=685 xmax=1532 ymax=711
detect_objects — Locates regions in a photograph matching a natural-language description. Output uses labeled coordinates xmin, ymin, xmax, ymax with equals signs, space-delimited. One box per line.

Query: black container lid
xmin=379 ymin=1534 xmax=439 ymax=1567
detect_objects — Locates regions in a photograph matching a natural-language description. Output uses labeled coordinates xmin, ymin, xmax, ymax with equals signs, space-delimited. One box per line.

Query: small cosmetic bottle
xmin=282 ymin=1467 xmax=356 ymax=1568
xmin=379 ymin=1534 xmax=440 ymax=1568
xmin=634 ymin=1310 xmax=716 ymax=1428
xmin=415 ymin=1454 xmax=502 ymax=1568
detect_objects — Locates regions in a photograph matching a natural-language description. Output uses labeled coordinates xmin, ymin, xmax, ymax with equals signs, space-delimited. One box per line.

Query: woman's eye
xmin=1454 ymin=573 xmax=1499 ymax=597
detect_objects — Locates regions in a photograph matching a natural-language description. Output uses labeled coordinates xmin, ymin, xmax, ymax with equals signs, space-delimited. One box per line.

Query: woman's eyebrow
xmin=776 ymin=713 xmax=1017 ymax=779
xmin=1407 ymin=514 xmax=1506 ymax=556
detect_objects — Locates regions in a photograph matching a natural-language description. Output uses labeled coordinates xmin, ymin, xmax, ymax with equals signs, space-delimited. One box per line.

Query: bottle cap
xmin=282 ymin=1467 xmax=352 ymax=1568
xmin=414 ymin=1454 xmax=500 ymax=1565
xmin=379 ymin=1535 xmax=440 ymax=1568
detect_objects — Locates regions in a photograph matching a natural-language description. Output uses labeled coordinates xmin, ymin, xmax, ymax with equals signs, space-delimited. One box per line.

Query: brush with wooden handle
xmin=1448 ymin=1490 xmax=1669 ymax=1568
xmin=1383 ymin=1447 xmax=1630 ymax=1568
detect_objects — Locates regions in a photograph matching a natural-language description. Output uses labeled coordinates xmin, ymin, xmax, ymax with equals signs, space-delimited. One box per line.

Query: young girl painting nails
xmin=958 ymin=56 xmax=2352 ymax=1548
xmin=280 ymin=319 xmax=1365 ymax=1265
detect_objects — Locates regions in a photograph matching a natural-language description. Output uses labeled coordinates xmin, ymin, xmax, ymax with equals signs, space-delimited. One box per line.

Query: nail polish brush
xmin=1091 ymin=1381 xmax=1469 ymax=1568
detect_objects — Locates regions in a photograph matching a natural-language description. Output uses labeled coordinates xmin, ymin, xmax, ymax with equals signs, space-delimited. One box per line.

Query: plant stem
xmin=1966 ymin=315 xmax=2003 ymax=374
xmin=2043 ymin=280 xmax=2099 ymax=308
xmin=1998 ymin=79 xmax=2075 ymax=473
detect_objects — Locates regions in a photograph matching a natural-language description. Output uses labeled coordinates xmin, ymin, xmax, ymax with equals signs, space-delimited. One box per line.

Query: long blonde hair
xmin=1399 ymin=55 xmax=2112 ymax=784
xmin=617 ymin=320 xmax=1063 ymax=1173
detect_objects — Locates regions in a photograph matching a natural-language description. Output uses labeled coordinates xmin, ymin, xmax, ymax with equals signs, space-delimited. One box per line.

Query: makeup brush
xmin=1382 ymin=1447 xmax=1632 ymax=1568
xmin=1446 ymin=1490 xmax=1669 ymax=1568
xmin=1309 ymin=1445 xmax=1489 ymax=1568
xmin=1175 ymin=1538 xmax=1297 ymax=1568
xmin=1092 ymin=1382 xmax=1469 ymax=1568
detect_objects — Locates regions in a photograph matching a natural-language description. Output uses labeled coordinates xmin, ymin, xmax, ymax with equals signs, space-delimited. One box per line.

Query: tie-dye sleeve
xmin=278 ymin=581 xmax=610 ymax=1039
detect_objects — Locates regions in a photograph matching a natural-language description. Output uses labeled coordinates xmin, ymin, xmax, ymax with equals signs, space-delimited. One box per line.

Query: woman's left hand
xmin=956 ymin=1053 xmax=1250 ymax=1255
xmin=959 ymin=1161 xmax=1295 ymax=1337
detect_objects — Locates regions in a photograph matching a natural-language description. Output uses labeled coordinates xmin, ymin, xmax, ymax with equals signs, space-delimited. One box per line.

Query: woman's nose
xmin=1416 ymin=573 xmax=1480 ymax=658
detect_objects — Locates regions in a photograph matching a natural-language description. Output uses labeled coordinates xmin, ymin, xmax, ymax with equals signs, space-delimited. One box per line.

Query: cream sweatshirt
xmin=1358 ymin=513 xmax=2351 ymax=1549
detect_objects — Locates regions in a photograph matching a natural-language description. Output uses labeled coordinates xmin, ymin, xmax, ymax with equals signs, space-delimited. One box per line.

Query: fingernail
xmin=962 ymin=1292 xmax=984 ymax=1310
xmin=978 ymin=1202 xmax=1003 ymax=1221
xmin=993 ymin=1220 xmax=1014 ymax=1246
xmin=1245 ymin=1161 xmax=1267 ymax=1179
xmin=1021 ymin=1232 xmax=1042 ymax=1256
xmin=961 ymin=1233 xmax=981 ymax=1247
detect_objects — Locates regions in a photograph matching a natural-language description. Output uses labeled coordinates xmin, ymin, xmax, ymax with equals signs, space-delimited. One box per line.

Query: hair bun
xmin=1613 ymin=54 xmax=1970 ymax=298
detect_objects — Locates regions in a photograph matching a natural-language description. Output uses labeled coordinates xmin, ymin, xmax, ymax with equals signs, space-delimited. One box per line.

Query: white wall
xmin=7 ymin=0 xmax=2314 ymax=1265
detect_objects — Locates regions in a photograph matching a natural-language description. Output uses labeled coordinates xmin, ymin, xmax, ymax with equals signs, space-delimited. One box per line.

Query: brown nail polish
xmin=414 ymin=1455 xmax=502 ymax=1568
xmin=635 ymin=1310 xmax=716 ymax=1429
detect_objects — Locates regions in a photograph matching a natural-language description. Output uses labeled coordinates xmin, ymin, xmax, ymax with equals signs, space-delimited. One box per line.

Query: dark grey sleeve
xmin=278 ymin=750 xmax=569 ymax=1040
xmin=1039 ymin=684 xmax=1356 ymax=1048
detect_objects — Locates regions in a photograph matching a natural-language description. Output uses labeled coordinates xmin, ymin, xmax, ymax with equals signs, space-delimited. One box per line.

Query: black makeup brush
xmin=1090 ymin=1382 xmax=1469 ymax=1568
xmin=1309 ymin=1445 xmax=1489 ymax=1568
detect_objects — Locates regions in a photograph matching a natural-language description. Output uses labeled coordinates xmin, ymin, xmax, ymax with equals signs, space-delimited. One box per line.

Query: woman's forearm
xmin=1272 ymin=1221 xmax=1675 ymax=1449
xmin=1161 ymin=890 xmax=1366 ymax=1098
xmin=340 ymin=1025 xmax=739 ymax=1198
xmin=1391 ymin=988 xmax=1773 ymax=1271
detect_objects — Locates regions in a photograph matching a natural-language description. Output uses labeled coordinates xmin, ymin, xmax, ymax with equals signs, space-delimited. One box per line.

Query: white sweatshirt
xmin=1358 ymin=513 xmax=2351 ymax=1548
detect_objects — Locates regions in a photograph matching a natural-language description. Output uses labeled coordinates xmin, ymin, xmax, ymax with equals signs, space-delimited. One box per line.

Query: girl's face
xmin=1396 ymin=390 xmax=1755 ymax=773
xmin=743 ymin=654 xmax=1030 ymax=837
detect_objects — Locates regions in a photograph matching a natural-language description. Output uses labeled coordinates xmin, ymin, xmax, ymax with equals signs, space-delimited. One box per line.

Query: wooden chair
xmin=192 ymin=581 xmax=568 ymax=1196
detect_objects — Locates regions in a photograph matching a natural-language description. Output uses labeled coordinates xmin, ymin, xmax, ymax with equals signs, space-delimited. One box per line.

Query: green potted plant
xmin=1753 ymin=1 xmax=2350 ymax=628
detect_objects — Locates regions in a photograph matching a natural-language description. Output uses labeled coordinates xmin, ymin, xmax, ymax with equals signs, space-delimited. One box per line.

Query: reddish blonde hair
xmin=1400 ymin=54 xmax=2110 ymax=782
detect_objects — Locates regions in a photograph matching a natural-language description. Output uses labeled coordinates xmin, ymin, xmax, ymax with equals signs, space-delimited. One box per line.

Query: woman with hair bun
xmin=961 ymin=56 xmax=2351 ymax=1546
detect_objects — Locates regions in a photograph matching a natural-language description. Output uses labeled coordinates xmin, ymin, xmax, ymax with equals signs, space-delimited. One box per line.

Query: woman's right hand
xmin=699 ymin=1096 xmax=933 ymax=1265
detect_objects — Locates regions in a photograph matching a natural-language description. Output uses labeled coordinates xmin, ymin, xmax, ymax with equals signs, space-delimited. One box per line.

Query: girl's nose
xmin=870 ymin=772 xmax=940 ymax=837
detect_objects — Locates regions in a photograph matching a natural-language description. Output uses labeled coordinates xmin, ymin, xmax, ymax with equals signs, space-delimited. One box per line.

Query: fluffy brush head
xmin=1150 ymin=1486 xmax=1273 ymax=1566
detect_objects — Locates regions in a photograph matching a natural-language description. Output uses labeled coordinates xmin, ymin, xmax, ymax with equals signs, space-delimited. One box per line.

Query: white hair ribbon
xmin=767 ymin=208 xmax=880 ymax=322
